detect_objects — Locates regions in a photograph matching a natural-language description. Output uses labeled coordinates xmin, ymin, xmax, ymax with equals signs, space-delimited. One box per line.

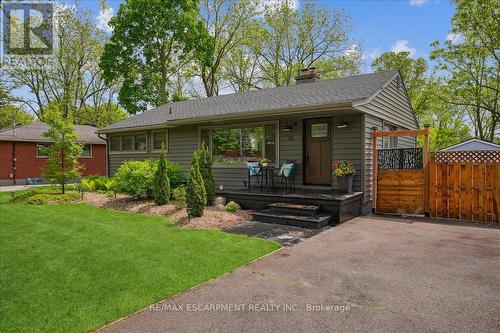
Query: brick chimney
xmin=295 ymin=67 xmax=320 ymax=84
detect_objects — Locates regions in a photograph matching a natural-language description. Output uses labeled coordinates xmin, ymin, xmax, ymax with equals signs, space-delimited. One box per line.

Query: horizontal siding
xmin=108 ymin=112 xmax=365 ymax=192
xmin=363 ymin=114 xmax=383 ymax=204
xmin=358 ymin=76 xmax=419 ymax=208
xmin=356 ymin=76 xmax=418 ymax=131
xmin=332 ymin=115 xmax=362 ymax=191
xmin=108 ymin=126 xmax=197 ymax=176
xmin=279 ymin=115 xmax=303 ymax=186
xmin=398 ymin=136 xmax=416 ymax=148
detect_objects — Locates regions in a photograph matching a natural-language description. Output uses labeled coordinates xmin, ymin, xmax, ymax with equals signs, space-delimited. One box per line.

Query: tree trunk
xmin=61 ymin=136 xmax=65 ymax=194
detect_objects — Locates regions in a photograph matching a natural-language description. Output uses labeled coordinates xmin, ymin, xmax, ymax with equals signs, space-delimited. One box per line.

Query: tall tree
xmin=0 ymin=85 xmax=33 ymax=129
xmin=42 ymin=114 xmax=83 ymax=194
xmin=100 ymin=0 xmax=211 ymax=114
xmin=419 ymin=79 xmax=470 ymax=150
xmin=430 ymin=0 xmax=499 ymax=141
xmin=371 ymin=51 xmax=429 ymax=117
xmin=197 ymin=0 xmax=259 ymax=96
xmin=256 ymin=1 xmax=355 ymax=87
xmin=5 ymin=6 xmax=116 ymax=122
xmin=0 ymin=106 xmax=34 ymax=130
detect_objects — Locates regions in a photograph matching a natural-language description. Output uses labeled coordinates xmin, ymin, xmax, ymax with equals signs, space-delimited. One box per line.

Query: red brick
xmin=0 ymin=141 xmax=106 ymax=183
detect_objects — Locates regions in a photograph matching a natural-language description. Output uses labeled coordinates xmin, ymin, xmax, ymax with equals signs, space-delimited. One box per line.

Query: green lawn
xmin=0 ymin=191 xmax=279 ymax=333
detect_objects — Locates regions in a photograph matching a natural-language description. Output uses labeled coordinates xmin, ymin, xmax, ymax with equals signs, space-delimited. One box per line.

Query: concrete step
xmin=252 ymin=209 xmax=331 ymax=229
xmin=267 ymin=202 xmax=320 ymax=216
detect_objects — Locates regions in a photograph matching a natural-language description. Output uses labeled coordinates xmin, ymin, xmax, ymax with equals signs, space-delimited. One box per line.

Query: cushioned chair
xmin=246 ymin=161 xmax=263 ymax=191
xmin=278 ymin=162 xmax=295 ymax=192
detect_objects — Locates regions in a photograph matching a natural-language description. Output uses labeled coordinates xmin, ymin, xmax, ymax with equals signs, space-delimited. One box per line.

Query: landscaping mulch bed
xmin=82 ymin=192 xmax=252 ymax=229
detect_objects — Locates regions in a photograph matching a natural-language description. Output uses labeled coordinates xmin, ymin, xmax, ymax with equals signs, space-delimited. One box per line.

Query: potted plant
xmin=260 ymin=158 xmax=270 ymax=166
xmin=332 ymin=160 xmax=356 ymax=193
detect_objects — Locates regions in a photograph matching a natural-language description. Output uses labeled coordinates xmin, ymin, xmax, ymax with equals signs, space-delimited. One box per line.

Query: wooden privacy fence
xmin=429 ymin=151 xmax=500 ymax=223
xmin=372 ymin=127 xmax=499 ymax=224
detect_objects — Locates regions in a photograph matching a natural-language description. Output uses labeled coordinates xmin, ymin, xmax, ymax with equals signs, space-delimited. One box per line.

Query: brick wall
xmin=0 ymin=141 xmax=13 ymax=179
xmin=0 ymin=141 xmax=106 ymax=184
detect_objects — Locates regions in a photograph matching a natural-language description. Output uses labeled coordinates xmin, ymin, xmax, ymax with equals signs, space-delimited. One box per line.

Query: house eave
xmin=98 ymin=101 xmax=356 ymax=134
xmin=0 ymin=137 xmax=105 ymax=144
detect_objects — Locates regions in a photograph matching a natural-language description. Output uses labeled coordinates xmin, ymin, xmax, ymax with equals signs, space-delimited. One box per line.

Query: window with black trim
xmin=36 ymin=144 xmax=50 ymax=157
xmin=109 ymin=133 xmax=148 ymax=152
xmin=200 ymin=123 xmax=278 ymax=166
xmin=81 ymin=144 xmax=92 ymax=157
xmin=152 ymin=131 xmax=168 ymax=150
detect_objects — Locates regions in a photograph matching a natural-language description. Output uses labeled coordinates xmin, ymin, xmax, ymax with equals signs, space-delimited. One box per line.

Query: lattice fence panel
xmin=434 ymin=151 xmax=500 ymax=164
xmin=378 ymin=148 xmax=423 ymax=170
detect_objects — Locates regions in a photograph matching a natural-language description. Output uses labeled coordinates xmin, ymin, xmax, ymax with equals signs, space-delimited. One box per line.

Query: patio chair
xmin=246 ymin=161 xmax=263 ymax=191
xmin=278 ymin=162 xmax=295 ymax=192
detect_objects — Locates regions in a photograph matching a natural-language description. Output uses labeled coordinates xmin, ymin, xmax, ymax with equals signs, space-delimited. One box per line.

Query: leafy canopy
xmin=42 ymin=114 xmax=83 ymax=194
xmin=430 ymin=0 xmax=499 ymax=142
xmin=100 ymin=0 xmax=212 ymax=114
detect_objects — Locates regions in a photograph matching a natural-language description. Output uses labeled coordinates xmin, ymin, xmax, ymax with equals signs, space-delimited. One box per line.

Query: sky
xmin=8 ymin=0 xmax=457 ymax=103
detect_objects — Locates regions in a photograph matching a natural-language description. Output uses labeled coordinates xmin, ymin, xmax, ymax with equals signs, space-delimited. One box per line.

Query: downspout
xmin=98 ymin=134 xmax=109 ymax=177
xmin=11 ymin=142 xmax=16 ymax=185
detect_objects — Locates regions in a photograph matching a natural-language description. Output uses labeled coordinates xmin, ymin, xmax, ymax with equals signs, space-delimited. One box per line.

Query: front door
xmin=304 ymin=117 xmax=332 ymax=185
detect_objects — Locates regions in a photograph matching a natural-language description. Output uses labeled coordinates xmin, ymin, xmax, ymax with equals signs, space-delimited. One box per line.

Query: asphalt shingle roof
xmin=440 ymin=139 xmax=500 ymax=151
xmin=0 ymin=122 xmax=105 ymax=144
xmin=101 ymin=71 xmax=398 ymax=132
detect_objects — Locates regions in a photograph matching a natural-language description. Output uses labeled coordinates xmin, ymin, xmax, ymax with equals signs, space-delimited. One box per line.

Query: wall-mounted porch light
xmin=281 ymin=121 xmax=297 ymax=132
xmin=337 ymin=121 xmax=349 ymax=128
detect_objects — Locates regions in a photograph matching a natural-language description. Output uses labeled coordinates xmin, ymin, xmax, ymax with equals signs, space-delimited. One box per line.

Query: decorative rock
xmin=215 ymin=204 xmax=226 ymax=211
xmin=225 ymin=201 xmax=241 ymax=210
xmin=215 ymin=196 xmax=226 ymax=205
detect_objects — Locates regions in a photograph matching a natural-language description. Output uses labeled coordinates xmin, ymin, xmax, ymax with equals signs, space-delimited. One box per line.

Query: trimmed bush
xmin=172 ymin=186 xmax=186 ymax=202
xmin=172 ymin=186 xmax=187 ymax=209
xmin=11 ymin=191 xmax=80 ymax=205
xmin=153 ymin=148 xmax=171 ymax=205
xmin=197 ymin=143 xmax=215 ymax=205
xmin=225 ymin=202 xmax=239 ymax=212
xmin=165 ymin=161 xmax=184 ymax=189
xmin=112 ymin=160 xmax=182 ymax=199
xmin=112 ymin=160 xmax=156 ymax=199
xmin=186 ymin=154 xmax=206 ymax=217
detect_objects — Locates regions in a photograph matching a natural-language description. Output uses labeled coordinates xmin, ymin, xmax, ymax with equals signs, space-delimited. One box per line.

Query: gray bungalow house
xmin=98 ymin=69 xmax=418 ymax=219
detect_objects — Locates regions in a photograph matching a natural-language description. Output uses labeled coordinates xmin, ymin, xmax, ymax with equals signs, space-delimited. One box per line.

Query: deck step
xmin=252 ymin=209 xmax=331 ymax=229
xmin=268 ymin=202 xmax=319 ymax=216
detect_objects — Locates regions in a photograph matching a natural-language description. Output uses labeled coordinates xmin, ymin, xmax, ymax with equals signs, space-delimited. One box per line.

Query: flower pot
xmin=336 ymin=174 xmax=353 ymax=193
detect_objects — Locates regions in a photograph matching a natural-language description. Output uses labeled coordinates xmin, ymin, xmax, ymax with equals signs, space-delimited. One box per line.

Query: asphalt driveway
xmin=98 ymin=216 xmax=500 ymax=333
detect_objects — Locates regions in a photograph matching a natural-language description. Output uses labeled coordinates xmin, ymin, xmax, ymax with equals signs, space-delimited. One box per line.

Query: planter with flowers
xmin=260 ymin=158 xmax=270 ymax=166
xmin=332 ymin=160 xmax=356 ymax=193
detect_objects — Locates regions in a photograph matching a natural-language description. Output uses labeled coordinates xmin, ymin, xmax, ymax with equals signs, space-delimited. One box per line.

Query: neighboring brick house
xmin=0 ymin=122 xmax=106 ymax=185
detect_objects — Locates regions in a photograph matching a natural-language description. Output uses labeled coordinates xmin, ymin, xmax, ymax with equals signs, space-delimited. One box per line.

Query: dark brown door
xmin=304 ymin=117 xmax=332 ymax=185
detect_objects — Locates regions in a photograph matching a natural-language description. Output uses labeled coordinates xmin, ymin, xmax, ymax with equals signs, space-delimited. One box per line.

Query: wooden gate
xmin=430 ymin=151 xmax=500 ymax=223
xmin=376 ymin=148 xmax=425 ymax=214
xmin=372 ymin=127 xmax=430 ymax=215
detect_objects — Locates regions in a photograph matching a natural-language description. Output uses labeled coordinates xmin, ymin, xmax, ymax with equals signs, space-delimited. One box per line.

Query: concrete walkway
xmin=98 ymin=216 xmax=500 ymax=333
xmin=0 ymin=184 xmax=50 ymax=192
xmin=223 ymin=220 xmax=328 ymax=246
